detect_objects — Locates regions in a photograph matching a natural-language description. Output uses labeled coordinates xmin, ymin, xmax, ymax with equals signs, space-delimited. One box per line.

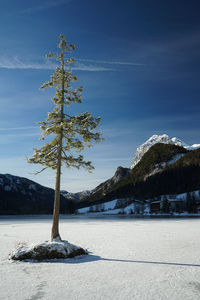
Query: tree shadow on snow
xmin=16 ymin=253 xmax=200 ymax=267
xmin=64 ymin=255 xmax=200 ymax=268
xmin=100 ymin=258 xmax=200 ymax=268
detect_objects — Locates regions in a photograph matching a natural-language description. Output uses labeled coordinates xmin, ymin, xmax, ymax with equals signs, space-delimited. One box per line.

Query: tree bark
xmin=51 ymin=44 xmax=65 ymax=241
xmin=51 ymin=133 xmax=63 ymax=241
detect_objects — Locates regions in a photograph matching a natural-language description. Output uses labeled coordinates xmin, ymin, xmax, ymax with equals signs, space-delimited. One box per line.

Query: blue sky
xmin=0 ymin=0 xmax=200 ymax=192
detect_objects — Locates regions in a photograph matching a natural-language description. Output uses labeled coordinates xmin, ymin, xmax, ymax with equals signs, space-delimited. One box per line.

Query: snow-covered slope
xmin=186 ymin=143 xmax=200 ymax=150
xmin=131 ymin=134 xmax=200 ymax=169
xmin=61 ymin=190 xmax=91 ymax=202
xmin=0 ymin=174 xmax=73 ymax=214
xmin=77 ymin=190 xmax=200 ymax=216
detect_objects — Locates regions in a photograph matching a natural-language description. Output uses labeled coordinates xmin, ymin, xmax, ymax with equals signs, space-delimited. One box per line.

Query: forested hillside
xmin=78 ymin=144 xmax=200 ymax=208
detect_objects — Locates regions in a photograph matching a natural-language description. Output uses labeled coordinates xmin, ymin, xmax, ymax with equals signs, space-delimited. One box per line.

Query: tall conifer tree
xmin=28 ymin=35 xmax=103 ymax=241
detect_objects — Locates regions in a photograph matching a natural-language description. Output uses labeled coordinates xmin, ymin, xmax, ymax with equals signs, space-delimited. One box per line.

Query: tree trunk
xmin=51 ymin=44 xmax=65 ymax=241
xmin=51 ymin=135 xmax=62 ymax=241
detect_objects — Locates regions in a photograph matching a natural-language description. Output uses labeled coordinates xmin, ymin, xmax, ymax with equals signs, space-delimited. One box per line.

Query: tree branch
xmin=34 ymin=167 xmax=48 ymax=175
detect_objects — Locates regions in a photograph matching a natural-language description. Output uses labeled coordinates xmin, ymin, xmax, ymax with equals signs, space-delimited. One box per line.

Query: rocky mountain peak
xmin=131 ymin=134 xmax=187 ymax=169
xmin=113 ymin=166 xmax=131 ymax=184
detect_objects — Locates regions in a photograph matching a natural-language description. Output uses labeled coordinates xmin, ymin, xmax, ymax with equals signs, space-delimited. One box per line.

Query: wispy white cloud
xmin=0 ymin=55 xmax=145 ymax=72
xmin=10 ymin=0 xmax=72 ymax=15
xmin=0 ymin=126 xmax=40 ymax=143
xmin=0 ymin=126 xmax=38 ymax=131
xmin=77 ymin=58 xmax=146 ymax=67
xmin=73 ymin=61 xmax=113 ymax=71
xmin=0 ymin=132 xmax=40 ymax=138
xmin=0 ymin=57 xmax=56 ymax=70
xmin=0 ymin=57 xmax=112 ymax=72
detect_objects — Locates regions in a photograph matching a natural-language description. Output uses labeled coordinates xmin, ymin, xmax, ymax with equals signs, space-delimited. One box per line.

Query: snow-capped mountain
xmin=78 ymin=142 xmax=200 ymax=211
xmin=0 ymin=174 xmax=74 ymax=215
xmin=131 ymin=134 xmax=200 ymax=169
xmin=1 ymin=134 xmax=200 ymax=215
xmin=61 ymin=190 xmax=91 ymax=202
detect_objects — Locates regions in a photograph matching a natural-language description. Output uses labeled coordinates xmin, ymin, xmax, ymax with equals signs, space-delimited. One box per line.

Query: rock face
xmin=78 ymin=142 xmax=200 ymax=209
xmin=131 ymin=134 xmax=200 ymax=169
xmin=112 ymin=166 xmax=131 ymax=184
xmin=131 ymin=134 xmax=187 ymax=169
xmin=90 ymin=166 xmax=131 ymax=197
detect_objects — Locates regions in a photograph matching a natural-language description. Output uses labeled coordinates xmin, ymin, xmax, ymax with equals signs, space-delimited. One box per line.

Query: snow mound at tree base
xmin=9 ymin=240 xmax=88 ymax=261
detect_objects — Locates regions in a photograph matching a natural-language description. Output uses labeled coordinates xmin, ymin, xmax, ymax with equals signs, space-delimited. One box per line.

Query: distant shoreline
xmin=0 ymin=214 xmax=200 ymax=220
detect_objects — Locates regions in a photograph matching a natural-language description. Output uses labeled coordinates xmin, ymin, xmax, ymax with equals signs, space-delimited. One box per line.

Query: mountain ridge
xmin=0 ymin=134 xmax=200 ymax=214
xmin=79 ymin=142 xmax=200 ymax=208
xmin=131 ymin=133 xmax=200 ymax=169
xmin=0 ymin=173 xmax=75 ymax=215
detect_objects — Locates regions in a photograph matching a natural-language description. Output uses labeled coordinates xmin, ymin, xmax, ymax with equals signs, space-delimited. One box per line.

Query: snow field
xmin=0 ymin=217 xmax=200 ymax=299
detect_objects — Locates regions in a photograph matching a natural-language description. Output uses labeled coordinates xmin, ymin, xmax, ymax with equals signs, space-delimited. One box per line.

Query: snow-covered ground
xmin=78 ymin=199 xmax=118 ymax=213
xmin=78 ymin=190 xmax=200 ymax=216
xmin=78 ymin=202 xmax=150 ymax=215
xmin=1 ymin=216 xmax=200 ymax=300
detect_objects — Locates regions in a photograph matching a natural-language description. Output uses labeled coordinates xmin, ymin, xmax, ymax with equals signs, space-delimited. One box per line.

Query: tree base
xmin=9 ymin=240 xmax=88 ymax=261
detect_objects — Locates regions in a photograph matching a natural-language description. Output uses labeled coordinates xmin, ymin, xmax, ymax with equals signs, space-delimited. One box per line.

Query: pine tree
xmin=185 ymin=192 xmax=197 ymax=213
xmin=161 ymin=196 xmax=170 ymax=213
xmin=191 ymin=192 xmax=197 ymax=213
xmin=28 ymin=34 xmax=103 ymax=241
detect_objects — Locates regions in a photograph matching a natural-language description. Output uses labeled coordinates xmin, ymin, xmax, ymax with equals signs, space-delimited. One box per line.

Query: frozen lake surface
xmin=0 ymin=216 xmax=200 ymax=300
